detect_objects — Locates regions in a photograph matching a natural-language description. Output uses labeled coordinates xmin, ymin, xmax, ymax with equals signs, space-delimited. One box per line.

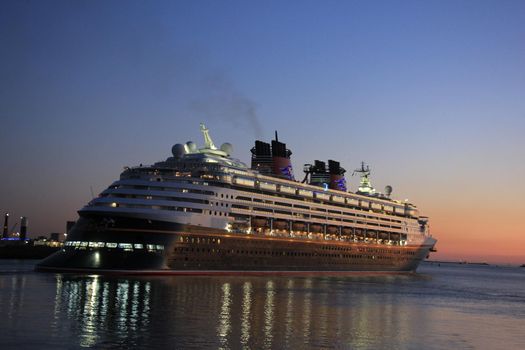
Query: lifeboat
xmin=292 ymin=222 xmax=306 ymax=231
xmin=366 ymin=230 xmax=377 ymax=238
xmin=342 ymin=227 xmax=353 ymax=235
xmin=379 ymin=231 xmax=389 ymax=239
xmin=232 ymin=222 xmax=248 ymax=230
xmin=309 ymin=223 xmax=323 ymax=233
xmin=273 ymin=219 xmax=289 ymax=230
xmin=326 ymin=225 xmax=339 ymax=234
xmin=354 ymin=228 xmax=364 ymax=236
xmin=251 ymin=217 xmax=268 ymax=227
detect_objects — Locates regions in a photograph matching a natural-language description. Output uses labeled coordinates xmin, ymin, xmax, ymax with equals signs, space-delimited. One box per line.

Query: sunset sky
xmin=1 ymin=0 xmax=524 ymax=264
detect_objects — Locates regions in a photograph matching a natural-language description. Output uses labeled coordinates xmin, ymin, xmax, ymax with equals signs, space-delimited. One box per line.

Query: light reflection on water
xmin=49 ymin=274 xmax=153 ymax=348
xmin=217 ymin=282 xmax=231 ymax=349
xmin=240 ymin=281 xmax=251 ymax=349
xmin=302 ymin=278 xmax=312 ymax=342
xmin=284 ymin=279 xmax=293 ymax=347
xmin=263 ymin=280 xmax=275 ymax=349
xmin=0 ymin=262 xmax=524 ymax=349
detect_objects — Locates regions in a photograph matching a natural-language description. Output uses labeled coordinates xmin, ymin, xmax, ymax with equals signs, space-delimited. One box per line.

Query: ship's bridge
xmin=156 ymin=152 xmax=248 ymax=170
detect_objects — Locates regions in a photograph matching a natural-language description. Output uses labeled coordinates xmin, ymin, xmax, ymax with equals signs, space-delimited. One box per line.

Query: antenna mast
xmin=352 ymin=161 xmax=375 ymax=194
xmin=200 ymin=123 xmax=217 ymax=150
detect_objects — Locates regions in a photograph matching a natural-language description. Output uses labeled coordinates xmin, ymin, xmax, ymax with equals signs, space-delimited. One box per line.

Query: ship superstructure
xmin=37 ymin=124 xmax=436 ymax=273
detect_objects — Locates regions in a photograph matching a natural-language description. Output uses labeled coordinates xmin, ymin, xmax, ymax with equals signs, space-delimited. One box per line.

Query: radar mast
xmin=353 ymin=161 xmax=375 ymax=194
xmin=200 ymin=123 xmax=217 ymax=150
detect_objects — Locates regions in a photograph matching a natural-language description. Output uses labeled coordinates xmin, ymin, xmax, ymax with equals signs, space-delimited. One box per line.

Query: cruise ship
xmin=37 ymin=124 xmax=437 ymax=274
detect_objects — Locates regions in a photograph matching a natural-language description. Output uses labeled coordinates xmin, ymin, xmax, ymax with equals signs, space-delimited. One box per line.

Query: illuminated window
xmin=118 ymin=243 xmax=133 ymax=250
xmin=106 ymin=243 xmax=117 ymax=248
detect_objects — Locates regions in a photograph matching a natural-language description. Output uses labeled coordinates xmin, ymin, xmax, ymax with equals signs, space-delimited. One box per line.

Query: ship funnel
xmin=250 ymin=133 xmax=294 ymax=180
xmin=251 ymin=140 xmax=273 ymax=175
xmin=328 ymin=160 xmax=347 ymax=191
xmin=308 ymin=160 xmax=329 ymax=187
xmin=271 ymin=133 xmax=294 ymax=180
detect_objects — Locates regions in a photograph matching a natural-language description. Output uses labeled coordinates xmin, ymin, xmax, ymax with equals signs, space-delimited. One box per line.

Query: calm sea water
xmin=0 ymin=261 xmax=523 ymax=349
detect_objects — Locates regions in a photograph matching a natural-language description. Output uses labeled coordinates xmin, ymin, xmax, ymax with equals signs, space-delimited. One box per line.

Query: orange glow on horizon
xmin=424 ymin=199 xmax=525 ymax=265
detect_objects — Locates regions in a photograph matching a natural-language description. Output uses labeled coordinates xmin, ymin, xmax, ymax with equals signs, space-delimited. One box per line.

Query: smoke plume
xmin=189 ymin=73 xmax=263 ymax=138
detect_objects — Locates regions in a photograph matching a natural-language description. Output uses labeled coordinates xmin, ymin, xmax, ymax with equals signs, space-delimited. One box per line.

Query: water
xmin=1 ymin=261 xmax=524 ymax=349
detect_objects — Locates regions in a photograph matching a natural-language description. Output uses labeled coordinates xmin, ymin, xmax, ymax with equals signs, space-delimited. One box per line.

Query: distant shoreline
xmin=425 ymin=260 xmax=524 ymax=267
xmin=425 ymin=260 xmax=488 ymax=266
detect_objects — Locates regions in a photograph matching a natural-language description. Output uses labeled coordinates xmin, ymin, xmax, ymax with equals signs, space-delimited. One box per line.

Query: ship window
xmin=119 ymin=243 xmax=133 ymax=251
xmin=134 ymin=244 xmax=143 ymax=249
xmin=106 ymin=242 xmax=117 ymax=248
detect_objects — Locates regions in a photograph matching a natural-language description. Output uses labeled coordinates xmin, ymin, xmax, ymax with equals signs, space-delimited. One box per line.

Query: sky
xmin=1 ymin=0 xmax=524 ymax=264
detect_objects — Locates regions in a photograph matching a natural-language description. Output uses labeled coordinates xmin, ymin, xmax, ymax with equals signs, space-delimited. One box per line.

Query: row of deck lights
xmin=226 ymin=223 xmax=407 ymax=246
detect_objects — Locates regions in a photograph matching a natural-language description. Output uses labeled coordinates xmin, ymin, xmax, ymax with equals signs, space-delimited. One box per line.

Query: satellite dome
xmin=385 ymin=185 xmax=393 ymax=197
xmin=171 ymin=144 xmax=185 ymax=158
xmin=185 ymin=141 xmax=197 ymax=153
xmin=220 ymin=142 xmax=233 ymax=156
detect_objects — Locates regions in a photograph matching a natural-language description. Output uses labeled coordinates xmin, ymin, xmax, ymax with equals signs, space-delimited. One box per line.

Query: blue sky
xmin=1 ymin=0 xmax=524 ymax=261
